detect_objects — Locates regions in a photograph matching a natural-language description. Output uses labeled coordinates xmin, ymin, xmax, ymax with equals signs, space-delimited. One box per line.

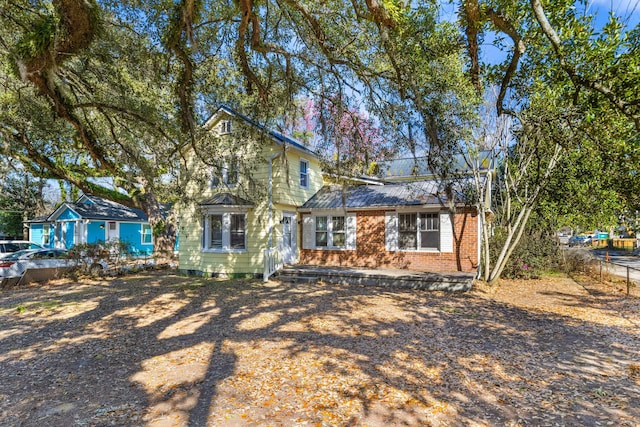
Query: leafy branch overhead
xmin=461 ymin=0 xmax=639 ymax=129
xmin=1 ymin=0 xmax=639 ymax=265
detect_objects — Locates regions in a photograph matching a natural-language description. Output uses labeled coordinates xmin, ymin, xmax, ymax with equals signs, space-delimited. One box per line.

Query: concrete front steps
xmin=276 ymin=265 xmax=474 ymax=292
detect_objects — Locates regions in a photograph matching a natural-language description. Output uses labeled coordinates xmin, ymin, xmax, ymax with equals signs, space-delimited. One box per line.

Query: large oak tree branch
xmin=530 ymin=0 xmax=639 ymax=129
xmin=461 ymin=0 xmax=482 ymax=94
xmin=164 ymin=0 xmax=197 ymax=138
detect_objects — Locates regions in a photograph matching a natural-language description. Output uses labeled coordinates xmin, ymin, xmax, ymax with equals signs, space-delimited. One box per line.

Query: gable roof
xmin=300 ymin=181 xmax=458 ymax=210
xmin=43 ymin=195 xmax=149 ymax=222
xmin=203 ymin=105 xmax=318 ymax=158
xmin=72 ymin=196 xmax=149 ymax=221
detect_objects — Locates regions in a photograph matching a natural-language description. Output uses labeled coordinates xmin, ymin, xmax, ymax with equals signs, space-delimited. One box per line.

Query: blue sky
xmin=586 ymin=0 xmax=640 ymax=27
xmin=435 ymin=1 xmax=640 ymax=64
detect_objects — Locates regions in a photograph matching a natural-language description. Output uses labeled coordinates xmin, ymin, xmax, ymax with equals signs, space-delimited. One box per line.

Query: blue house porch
xmin=27 ymin=195 xmax=155 ymax=256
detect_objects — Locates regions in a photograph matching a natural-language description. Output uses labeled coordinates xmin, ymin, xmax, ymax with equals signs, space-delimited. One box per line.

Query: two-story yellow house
xmin=177 ymin=106 xmax=324 ymax=279
xmin=179 ymin=106 xmax=486 ymax=281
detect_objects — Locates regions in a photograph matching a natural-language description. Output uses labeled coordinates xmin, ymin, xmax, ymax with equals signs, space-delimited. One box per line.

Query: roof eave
xmin=48 ymin=203 xmax=80 ymax=221
xmin=202 ymin=105 xmax=319 ymax=159
xmin=298 ymin=203 xmax=469 ymax=212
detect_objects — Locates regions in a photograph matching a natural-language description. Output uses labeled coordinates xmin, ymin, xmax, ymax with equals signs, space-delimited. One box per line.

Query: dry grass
xmin=0 ymin=272 xmax=638 ymax=426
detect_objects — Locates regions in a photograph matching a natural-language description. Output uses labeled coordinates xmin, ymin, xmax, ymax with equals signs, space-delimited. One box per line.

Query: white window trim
xmin=220 ymin=119 xmax=233 ymax=134
xmin=386 ymin=210 xmax=452 ymax=253
xmin=201 ymin=209 xmax=248 ymax=253
xmin=211 ymin=159 xmax=239 ymax=188
xmin=315 ymin=215 xmax=346 ymax=249
xmin=42 ymin=224 xmax=51 ymax=246
xmin=303 ymin=212 xmax=356 ymax=250
xmin=299 ymin=158 xmax=310 ymax=189
xmin=398 ymin=212 xmax=440 ymax=251
xmin=141 ymin=223 xmax=153 ymax=245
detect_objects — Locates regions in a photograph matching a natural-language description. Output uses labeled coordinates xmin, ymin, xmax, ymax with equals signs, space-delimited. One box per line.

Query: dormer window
xmin=220 ymin=120 xmax=233 ymax=134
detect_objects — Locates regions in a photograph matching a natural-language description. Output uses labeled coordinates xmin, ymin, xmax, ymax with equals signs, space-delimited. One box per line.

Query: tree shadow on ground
xmin=1 ymin=272 xmax=639 ymax=426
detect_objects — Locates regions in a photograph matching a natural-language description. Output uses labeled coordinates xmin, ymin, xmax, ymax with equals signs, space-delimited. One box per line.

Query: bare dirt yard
xmin=1 ymin=271 xmax=639 ymax=427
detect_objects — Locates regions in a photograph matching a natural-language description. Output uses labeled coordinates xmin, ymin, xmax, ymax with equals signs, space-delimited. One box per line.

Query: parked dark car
xmin=568 ymin=235 xmax=592 ymax=247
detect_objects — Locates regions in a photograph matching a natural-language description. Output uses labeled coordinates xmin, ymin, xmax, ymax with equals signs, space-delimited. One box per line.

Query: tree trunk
xmin=479 ymin=208 xmax=491 ymax=282
xmin=488 ymin=206 xmax=533 ymax=283
xmin=138 ymin=193 xmax=176 ymax=259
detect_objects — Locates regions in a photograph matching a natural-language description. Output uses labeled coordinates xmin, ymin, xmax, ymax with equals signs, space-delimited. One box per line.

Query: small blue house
xmin=27 ymin=195 xmax=155 ymax=256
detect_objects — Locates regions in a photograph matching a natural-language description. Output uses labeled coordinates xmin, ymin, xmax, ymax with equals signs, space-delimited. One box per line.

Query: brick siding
xmin=299 ymin=209 xmax=478 ymax=273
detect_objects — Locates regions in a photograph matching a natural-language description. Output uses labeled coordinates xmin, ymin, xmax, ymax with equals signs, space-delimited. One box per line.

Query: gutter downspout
xmin=268 ymin=150 xmax=284 ymax=249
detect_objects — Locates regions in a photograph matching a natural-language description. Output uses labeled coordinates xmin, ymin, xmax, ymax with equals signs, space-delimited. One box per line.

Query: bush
xmin=489 ymin=228 xmax=560 ymax=279
xmin=68 ymin=240 xmax=133 ymax=273
xmin=561 ymin=247 xmax=596 ymax=274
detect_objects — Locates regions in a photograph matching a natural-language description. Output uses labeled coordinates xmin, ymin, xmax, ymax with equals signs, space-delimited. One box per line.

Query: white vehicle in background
xmin=0 ymin=240 xmax=44 ymax=257
xmin=0 ymin=248 xmax=75 ymax=287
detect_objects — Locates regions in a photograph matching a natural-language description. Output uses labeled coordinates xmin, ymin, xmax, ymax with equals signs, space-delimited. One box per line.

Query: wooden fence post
xmin=600 ymin=260 xmax=602 ymax=282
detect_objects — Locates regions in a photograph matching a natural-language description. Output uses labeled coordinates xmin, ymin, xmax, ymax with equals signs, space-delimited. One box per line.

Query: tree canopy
xmin=0 ymin=0 xmax=639 ymax=266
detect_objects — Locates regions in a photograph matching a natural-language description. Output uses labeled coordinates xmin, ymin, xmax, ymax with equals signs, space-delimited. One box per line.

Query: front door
xmin=55 ymin=222 xmax=65 ymax=248
xmin=106 ymin=221 xmax=119 ymax=241
xmin=281 ymin=213 xmax=297 ymax=264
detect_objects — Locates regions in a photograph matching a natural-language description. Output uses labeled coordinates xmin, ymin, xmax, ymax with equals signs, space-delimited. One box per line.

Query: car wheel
xmin=89 ymin=263 xmax=105 ymax=277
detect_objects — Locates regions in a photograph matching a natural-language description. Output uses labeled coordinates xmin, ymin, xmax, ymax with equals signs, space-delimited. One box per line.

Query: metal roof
xmin=378 ymin=150 xmax=494 ymax=179
xmin=200 ymin=193 xmax=253 ymax=207
xmin=301 ymin=181 xmax=451 ymax=210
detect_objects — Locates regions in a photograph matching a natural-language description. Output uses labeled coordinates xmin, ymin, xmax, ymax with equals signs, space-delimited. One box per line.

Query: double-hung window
xmin=220 ymin=120 xmax=233 ymax=134
xmin=211 ymin=159 xmax=239 ymax=187
xmin=398 ymin=212 xmax=439 ymax=250
xmin=209 ymin=215 xmax=223 ymax=249
xmin=43 ymin=224 xmax=50 ymax=246
xmin=399 ymin=213 xmax=418 ymax=250
xmin=230 ymin=214 xmax=245 ymax=249
xmin=315 ymin=215 xmax=346 ymax=248
xmin=419 ymin=213 xmax=439 ymax=249
xmin=202 ymin=212 xmax=247 ymax=251
xmin=300 ymin=159 xmax=309 ymax=188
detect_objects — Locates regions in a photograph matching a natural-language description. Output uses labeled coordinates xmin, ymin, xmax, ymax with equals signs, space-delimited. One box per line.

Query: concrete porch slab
xmin=276 ymin=265 xmax=475 ymax=292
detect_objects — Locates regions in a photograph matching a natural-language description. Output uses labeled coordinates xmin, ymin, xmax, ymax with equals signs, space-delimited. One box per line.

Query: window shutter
xmin=440 ymin=212 xmax=454 ymax=253
xmin=302 ymin=215 xmax=315 ymax=249
xmin=385 ymin=212 xmax=398 ymax=251
xmin=345 ymin=213 xmax=357 ymax=250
